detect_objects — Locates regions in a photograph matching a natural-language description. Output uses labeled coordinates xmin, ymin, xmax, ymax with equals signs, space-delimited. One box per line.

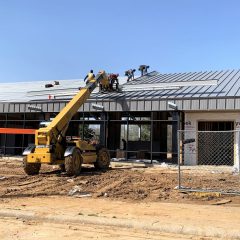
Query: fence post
xmin=178 ymin=130 xmax=181 ymax=189
xmin=238 ymin=131 xmax=240 ymax=174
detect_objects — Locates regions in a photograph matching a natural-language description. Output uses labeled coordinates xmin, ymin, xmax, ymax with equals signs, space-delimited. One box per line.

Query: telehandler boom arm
xmin=36 ymin=72 xmax=105 ymax=147
xmin=23 ymin=71 xmax=109 ymax=165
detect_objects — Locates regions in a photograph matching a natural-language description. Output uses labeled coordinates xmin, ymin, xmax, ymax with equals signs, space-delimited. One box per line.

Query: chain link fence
xmin=178 ymin=130 xmax=240 ymax=194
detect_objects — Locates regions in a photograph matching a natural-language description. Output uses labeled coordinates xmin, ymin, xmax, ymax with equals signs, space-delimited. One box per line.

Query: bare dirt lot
xmin=0 ymin=158 xmax=240 ymax=203
xmin=0 ymin=158 xmax=240 ymax=239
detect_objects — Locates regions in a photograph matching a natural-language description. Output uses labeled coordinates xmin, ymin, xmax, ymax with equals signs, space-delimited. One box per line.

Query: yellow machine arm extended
xmin=23 ymin=70 xmax=111 ymax=176
xmin=31 ymin=71 xmax=108 ymax=162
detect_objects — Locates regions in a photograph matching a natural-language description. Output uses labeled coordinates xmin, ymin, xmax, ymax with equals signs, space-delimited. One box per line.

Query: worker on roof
xmin=125 ymin=69 xmax=136 ymax=82
xmin=138 ymin=65 xmax=149 ymax=76
xmin=99 ymin=70 xmax=110 ymax=92
xmin=84 ymin=70 xmax=95 ymax=84
xmin=109 ymin=73 xmax=119 ymax=90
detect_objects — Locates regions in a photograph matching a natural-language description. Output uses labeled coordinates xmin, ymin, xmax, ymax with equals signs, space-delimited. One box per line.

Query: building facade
xmin=1 ymin=69 xmax=240 ymax=166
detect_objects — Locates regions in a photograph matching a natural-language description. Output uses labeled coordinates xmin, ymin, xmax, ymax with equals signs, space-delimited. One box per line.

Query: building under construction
xmin=1 ymin=68 xmax=240 ymax=166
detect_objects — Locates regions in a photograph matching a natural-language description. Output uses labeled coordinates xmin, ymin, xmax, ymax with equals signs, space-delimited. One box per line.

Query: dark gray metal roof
xmin=91 ymin=70 xmax=240 ymax=100
xmin=1 ymin=69 xmax=240 ymax=112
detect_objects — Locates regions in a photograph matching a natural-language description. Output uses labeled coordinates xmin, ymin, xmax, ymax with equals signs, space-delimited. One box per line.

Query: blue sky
xmin=0 ymin=0 xmax=240 ymax=83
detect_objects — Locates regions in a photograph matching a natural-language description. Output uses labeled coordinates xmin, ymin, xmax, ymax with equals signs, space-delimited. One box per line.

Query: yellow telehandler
xmin=23 ymin=71 xmax=110 ymax=176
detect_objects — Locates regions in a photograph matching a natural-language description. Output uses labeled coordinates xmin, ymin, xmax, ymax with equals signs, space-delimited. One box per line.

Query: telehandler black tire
xmin=94 ymin=148 xmax=110 ymax=170
xmin=65 ymin=148 xmax=82 ymax=176
xmin=59 ymin=164 xmax=66 ymax=172
xmin=23 ymin=156 xmax=41 ymax=175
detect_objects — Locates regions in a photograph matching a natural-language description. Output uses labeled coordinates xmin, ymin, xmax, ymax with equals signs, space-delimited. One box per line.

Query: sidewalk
xmin=0 ymin=196 xmax=239 ymax=239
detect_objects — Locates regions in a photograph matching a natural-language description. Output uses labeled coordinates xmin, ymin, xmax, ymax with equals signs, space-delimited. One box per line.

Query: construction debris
xmin=68 ymin=185 xmax=92 ymax=198
xmin=189 ymin=192 xmax=222 ymax=198
xmin=45 ymin=83 xmax=54 ymax=88
xmin=211 ymin=199 xmax=232 ymax=205
xmin=68 ymin=185 xmax=82 ymax=196
xmin=104 ymin=192 xmax=108 ymax=197
xmin=74 ymin=192 xmax=92 ymax=198
xmin=67 ymin=179 xmax=74 ymax=183
xmin=232 ymin=167 xmax=239 ymax=175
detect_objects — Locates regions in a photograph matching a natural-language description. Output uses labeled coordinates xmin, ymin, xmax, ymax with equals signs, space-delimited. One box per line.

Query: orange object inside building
xmin=0 ymin=128 xmax=36 ymax=134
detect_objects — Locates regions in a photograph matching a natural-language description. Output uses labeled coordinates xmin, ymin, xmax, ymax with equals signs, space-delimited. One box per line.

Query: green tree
xmin=79 ymin=124 xmax=95 ymax=141
xmin=141 ymin=125 xmax=150 ymax=141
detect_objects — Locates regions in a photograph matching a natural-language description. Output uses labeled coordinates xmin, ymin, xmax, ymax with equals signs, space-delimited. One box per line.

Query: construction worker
xmin=109 ymin=73 xmax=119 ymax=90
xmin=125 ymin=69 xmax=136 ymax=82
xmin=84 ymin=70 xmax=95 ymax=84
xmin=138 ymin=65 xmax=149 ymax=76
xmin=99 ymin=70 xmax=110 ymax=92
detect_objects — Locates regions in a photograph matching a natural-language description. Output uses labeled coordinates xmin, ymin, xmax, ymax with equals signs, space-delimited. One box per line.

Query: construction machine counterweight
xmin=23 ymin=71 xmax=111 ymax=176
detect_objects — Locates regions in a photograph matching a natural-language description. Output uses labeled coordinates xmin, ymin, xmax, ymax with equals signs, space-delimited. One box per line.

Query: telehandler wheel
xmin=65 ymin=148 xmax=82 ymax=176
xmin=59 ymin=164 xmax=65 ymax=172
xmin=23 ymin=156 xmax=41 ymax=175
xmin=94 ymin=148 xmax=110 ymax=170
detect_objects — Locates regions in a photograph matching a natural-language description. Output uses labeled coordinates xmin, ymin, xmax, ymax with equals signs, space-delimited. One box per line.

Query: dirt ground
xmin=0 ymin=158 xmax=240 ymax=239
xmin=0 ymin=158 xmax=240 ymax=204
xmin=0 ymin=216 xmax=216 ymax=240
